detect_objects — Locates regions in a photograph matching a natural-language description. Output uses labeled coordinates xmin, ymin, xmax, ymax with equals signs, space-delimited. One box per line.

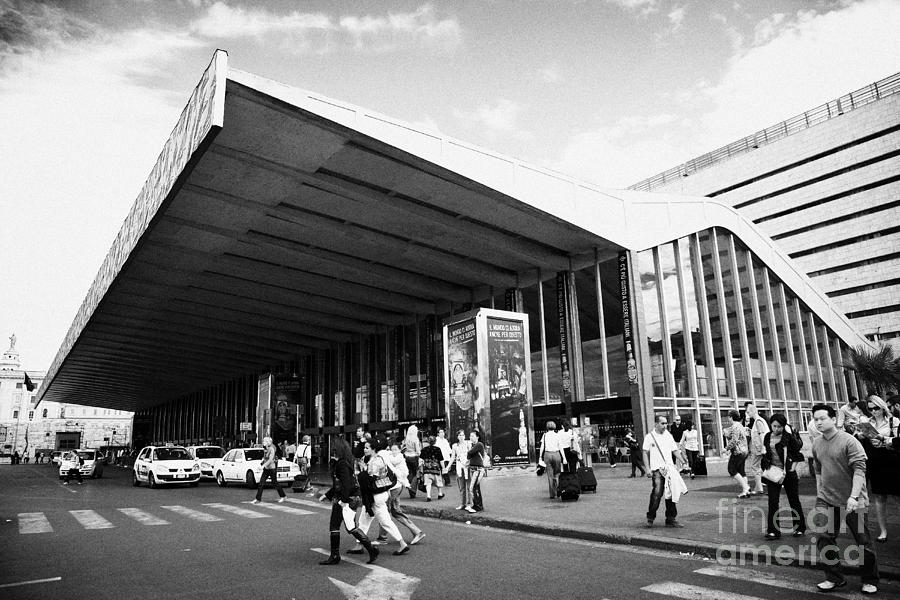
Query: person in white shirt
xmin=434 ymin=428 xmax=453 ymax=487
xmin=642 ymin=415 xmax=684 ymax=528
xmin=745 ymin=402 xmax=770 ymax=495
xmin=558 ymin=421 xmax=577 ymax=473
xmin=445 ymin=430 xmax=471 ymax=510
xmin=538 ymin=421 xmax=568 ymax=499
xmin=680 ymin=421 xmax=701 ymax=480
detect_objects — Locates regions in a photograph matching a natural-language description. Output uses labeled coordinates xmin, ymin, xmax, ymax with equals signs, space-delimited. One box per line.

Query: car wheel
xmin=149 ymin=472 xmax=158 ymax=489
xmin=216 ymin=471 xmax=227 ymax=487
xmin=245 ymin=470 xmax=256 ymax=488
xmin=132 ymin=472 xmax=140 ymax=487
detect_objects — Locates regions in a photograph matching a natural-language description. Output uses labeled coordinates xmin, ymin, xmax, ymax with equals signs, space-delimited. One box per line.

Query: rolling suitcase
xmin=692 ymin=454 xmax=707 ymax=476
xmin=292 ymin=473 xmax=309 ymax=493
xmin=576 ymin=466 xmax=597 ymax=493
xmin=557 ymin=472 xmax=581 ymax=502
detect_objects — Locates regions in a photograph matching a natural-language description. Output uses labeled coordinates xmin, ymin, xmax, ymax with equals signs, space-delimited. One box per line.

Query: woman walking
xmin=761 ymin=414 xmax=806 ymax=539
xmin=625 ymin=429 xmax=647 ymax=478
xmin=465 ymin=430 xmax=488 ymax=513
xmin=857 ymin=395 xmax=899 ymax=542
xmin=386 ymin=442 xmax=426 ymax=545
xmin=681 ymin=421 xmax=700 ymax=479
xmin=354 ymin=440 xmax=411 ymax=556
xmin=726 ymin=410 xmax=751 ymax=498
xmin=537 ymin=421 xmax=567 ymax=499
xmin=401 ymin=425 xmax=422 ymax=499
xmin=447 ymin=430 xmax=471 ymax=510
xmin=317 ymin=439 xmax=378 ymax=565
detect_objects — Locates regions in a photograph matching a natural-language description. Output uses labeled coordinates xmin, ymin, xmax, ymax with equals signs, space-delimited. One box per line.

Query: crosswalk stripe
xmin=202 ymin=503 xmax=270 ymax=519
xmin=18 ymin=513 xmax=53 ymax=534
xmin=642 ymin=582 xmax=766 ymax=600
xmin=160 ymin=505 xmax=223 ymax=522
xmin=694 ymin=566 xmax=870 ymax=600
xmin=117 ymin=508 xmax=169 ymax=526
xmin=69 ymin=510 xmax=115 ymax=530
xmin=244 ymin=501 xmax=314 ymax=515
xmin=284 ymin=498 xmax=328 ymax=510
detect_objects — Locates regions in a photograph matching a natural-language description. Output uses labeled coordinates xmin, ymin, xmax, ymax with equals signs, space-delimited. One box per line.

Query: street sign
xmin=240 ymin=422 xmax=252 ymax=431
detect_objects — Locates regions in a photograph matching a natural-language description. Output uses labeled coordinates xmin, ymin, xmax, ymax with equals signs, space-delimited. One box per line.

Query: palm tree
xmin=843 ymin=344 xmax=900 ymax=397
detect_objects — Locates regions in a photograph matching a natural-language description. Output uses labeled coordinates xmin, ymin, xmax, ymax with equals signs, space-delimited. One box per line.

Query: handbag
xmin=761 ymin=465 xmax=785 ymax=484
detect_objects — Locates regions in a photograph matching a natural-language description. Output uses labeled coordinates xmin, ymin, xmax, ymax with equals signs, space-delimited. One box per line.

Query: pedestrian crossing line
xmin=642 ymin=582 xmax=766 ymax=600
xmin=69 ymin=510 xmax=115 ymax=530
xmin=242 ymin=501 xmax=314 ymax=515
xmin=202 ymin=503 xmax=270 ymax=519
xmin=117 ymin=508 xmax=170 ymax=526
xmin=284 ymin=498 xmax=329 ymax=510
xmin=694 ymin=565 xmax=870 ymax=600
xmin=18 ymin=513 xmax=53 ymax=534
xmin=159 ymin=505 xmax=223 ymax=522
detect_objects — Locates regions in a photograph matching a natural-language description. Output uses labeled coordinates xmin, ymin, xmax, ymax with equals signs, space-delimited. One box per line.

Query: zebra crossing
xmin=14 ymin=497 xmax=324 ymax=535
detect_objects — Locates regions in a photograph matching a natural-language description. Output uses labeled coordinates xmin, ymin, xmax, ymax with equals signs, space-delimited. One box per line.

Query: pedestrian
xmin=680 ymin=421 xmax=700 ymax=479
xmin=12 ymin=451 xmax=19 ymax=465
xmin=642 ymin=415 xmax=685 ymax=528
xmin=446 ymin=430 xmax=471 ymax=510
xmin=855 ymin=395 xmax=898 ymax=543
xmin=251 ymin=436 xmax=286 ymax=504
xmin=725 ymin=409 xmax=751 ymax=498
xmin=559 ymin=421 xmax=577 ymax=473
xmin=286 ymin=440 xmax=297 ymax=462
xmin=625 ymin=428 xmax=647 ymax=478
xmin=419 ymin=436 xmax=445 ymax=501
xmin=434 ymin=428 xmax=453 ymax=487
xmin=837 ymin=396 xmax=863 ymax=433
xmin=466 ymin=430 xmax=488 ymax=512
xmin=401 ymin=425 xmax=422 ymax=499
xmin=810 ymin=403 xmax=879 ymax=594
xmin=385 ymin=442 xmax=426 ymax=545
xmin=317 ymin=439 xmax=378 ymax=565
xmin=669 ymin=414 xmax=688 ymax=472
xmin=63 ymin=450 xmax=84 ymax=485
xmin=605 ymin=430 xmax=618 ymax=468
xmin=352 ymin=439 xmax=411 ymax=556
xmin=745 ymin=402 xmax=769 ymax=495
xmin=352 ymin=426 xmax=368 ymax=474
xmin=295 ymin=435 xmax=313 ymax=492
xmin=760 ymin=413 xmax=806 ymax=539
xmin=537 ymin=421 xmax=567 ymax=500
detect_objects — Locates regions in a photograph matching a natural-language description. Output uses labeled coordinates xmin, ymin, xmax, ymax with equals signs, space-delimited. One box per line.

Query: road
xmin=1 ymin=464 xmax=895 ymax=599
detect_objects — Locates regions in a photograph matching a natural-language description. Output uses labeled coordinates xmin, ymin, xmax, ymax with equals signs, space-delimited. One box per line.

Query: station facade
xmin=37 ymin=51 xmax=873 ymax=464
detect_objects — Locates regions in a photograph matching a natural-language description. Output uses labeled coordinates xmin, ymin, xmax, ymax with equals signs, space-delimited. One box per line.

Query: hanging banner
xmin=486 ymin=317 xmax=530 ymax=466
xmin=272 ymin=375 xmax=300 ymax=447
xmin=619 ymin=252 xmax=638 ymax=385
xmin=556 ymin=272 xmax=572 ymax=393
xmin=255 ymin=374 xmax=272 ymax=443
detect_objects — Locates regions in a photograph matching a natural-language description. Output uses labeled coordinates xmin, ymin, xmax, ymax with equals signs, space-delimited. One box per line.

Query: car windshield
xmin=154 ymin=448 xmax=191 ymax=461
xmin=194 ymin=448 xmax=224 ymax=459
xmin=244 ymin=449 xmax=265 ymax=461
xmin=78 ymin=451 xmax=95 ymax=460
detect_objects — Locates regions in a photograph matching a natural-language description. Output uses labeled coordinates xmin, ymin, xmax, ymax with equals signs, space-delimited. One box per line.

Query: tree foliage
xmin=843 ymin=344 xmax=900 ymax=397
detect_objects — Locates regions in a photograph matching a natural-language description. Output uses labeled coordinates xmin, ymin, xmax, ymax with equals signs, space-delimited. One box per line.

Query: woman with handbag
xmin=446 ymin=430 xmax=471 ymax=510
xmin=317 ymin=439 xmax=378 ymax=565
xmin=760 ymin=414 xmax=806 ymax=540
xmin=855 ymin=395 xmax=899 ymax=543
xmin=353 ymin=440 xmax=411 ymax=556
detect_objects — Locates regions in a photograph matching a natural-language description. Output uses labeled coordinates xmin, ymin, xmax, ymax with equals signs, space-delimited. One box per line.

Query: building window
xmin=16 ymin=383 xmax=22 ymax=389
xmin=28 ymin=411 xmax=34 ymax=420
xmin=12 ymin=410 xmax=18 ymax=419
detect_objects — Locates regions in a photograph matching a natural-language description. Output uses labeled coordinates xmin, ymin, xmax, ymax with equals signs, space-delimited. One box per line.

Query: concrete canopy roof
xmin=38 ymin=51 xmax=869 ymax=412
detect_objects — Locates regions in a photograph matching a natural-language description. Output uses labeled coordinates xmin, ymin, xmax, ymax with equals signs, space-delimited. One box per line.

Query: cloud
xmin=190 ymin=2 xmax=461 ymax=53
xmin=668 ymin=5 xmax=686 ymax=33
xmin=453 ymin=98 xmax=533 ymax=143
xmin=605 ymin=0 xmax=660 ymax=16
xmin=539 ymin=63 xmax=563 ymax=83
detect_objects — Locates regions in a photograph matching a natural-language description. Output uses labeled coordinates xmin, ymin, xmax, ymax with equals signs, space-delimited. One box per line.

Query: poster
xmin=445 ymin=318 xmax=481 ymax=438
xmin=487 ymin=317 xmax=531 ymax=466
xmin=271 ymin=375 xmax=300 ymax=447
xmin=256 ymin=374 xmax=271 ymax=443
xmin=619 ymin=252 xmax=638 ymax=385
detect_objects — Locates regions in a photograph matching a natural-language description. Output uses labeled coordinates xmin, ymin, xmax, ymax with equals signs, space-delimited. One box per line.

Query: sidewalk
xmin=308 ymin=463 xmax=900 ymax=580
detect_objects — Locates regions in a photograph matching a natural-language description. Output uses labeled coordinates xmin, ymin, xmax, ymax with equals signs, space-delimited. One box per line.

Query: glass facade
xmin=139 ymin=226 xmax=857 ymax=462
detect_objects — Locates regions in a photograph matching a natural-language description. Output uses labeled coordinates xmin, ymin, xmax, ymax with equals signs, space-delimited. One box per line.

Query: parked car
xmin=186 ymin=445 xmax=225 ymax=480
xmin=214 ymin=447 xmax=300 ymax=488
xmin=132 ymin=445 xmax=200 ymax=488
xmin=58 ymin=449 xmax=104 ymax=479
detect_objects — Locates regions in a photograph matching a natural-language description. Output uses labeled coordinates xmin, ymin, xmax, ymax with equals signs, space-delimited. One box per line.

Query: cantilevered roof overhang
xmin=38 ymin=50 xmax=870 ymax=412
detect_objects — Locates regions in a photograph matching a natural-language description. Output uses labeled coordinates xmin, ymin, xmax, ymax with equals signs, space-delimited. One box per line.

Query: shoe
xmin=876 ymin=534 xmax=887 ymax=543
xmin=611 ymin=464 xmax=617 ymax=468
xmin=665 ymin=521 xmax=684 ymax=528
xmin=629 ymin=474 xmax=636 ymax=478
xmin=816 ymin=580 xmax=847 ymax=592
xmin=410 ymin=532 xmax=426 ymax=545
xmin=793 ymin=529 xmax=806 ymax=537
xmin=737 ymin=492 xmax=750 ymax=499
xmin=690 ymin=474 xmax=695 ymax=480
xmin=861 ymin=583 xmax=878 ymax=595
xmin=764 ymin=532 xmax=780 ymax=540
xmin=63 ymin=482 xmax=69 ymax=485
xmin=346 ymin=548 xmax=364 ymax=554
xmin=77 ymin=482 xmax=83 ymax=485
xmin=464 ymin=506 xmax=476 ymax=513
xmin=455 ymin=505 xmax=464 ymax=510
xmin=366 ymin=546 xmax=379 ymax=564
xmin=438 ymin=494 xmax=444 ymax=499
xmin=277 ymin=497 xmax=285 ymax=503
xmin=426 ymin=497 xmax=431 ymax=502
xmin=319 ymin=554 xmax=341 ymax=565
xmin=371 ymin=540 xmax=385 ymax=546
xmin=645 ymin=520 xmax=654 ymax=528
xmin=392 ymin=546 xmax=410 ymax=556
xmin=751 ymin=490 xmax=765 ymax=496
xmin=250 ymin=499 xmax=260 ymax=504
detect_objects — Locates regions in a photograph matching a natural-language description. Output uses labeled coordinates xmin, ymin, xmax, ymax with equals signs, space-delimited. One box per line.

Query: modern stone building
xmin=36 ymin=51 xmax=875 ymax=463
xmin=631 ymin=72 xmax=900 ymax=354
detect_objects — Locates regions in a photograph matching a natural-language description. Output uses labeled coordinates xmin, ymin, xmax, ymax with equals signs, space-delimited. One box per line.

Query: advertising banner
xmin=486 ymin=317 xmax=531 ymax=466
xmin=556 ymin=272 xmax=572 ymax=393
xmin=256 ymin=374 xmax=271 ymax=442
xmin=445 ymin=317 xmax=480 ymax=438
xmin=272 ymin=375 xmax=300 ymax=447
xmin=619 ymin=252 xmax=638 ymax=385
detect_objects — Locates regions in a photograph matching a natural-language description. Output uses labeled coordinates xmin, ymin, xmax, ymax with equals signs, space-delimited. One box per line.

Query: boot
xmin=319 ymin=531 xmax=341 ymax=565
xmin=350 ymin=528 xmax=379 ymax=564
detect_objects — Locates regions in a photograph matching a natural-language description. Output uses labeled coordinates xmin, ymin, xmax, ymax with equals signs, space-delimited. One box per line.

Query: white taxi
xmin=58 ymin=449 xmax=105 ymax=479
xmin=132 ymin=445 xmax=201 ymax=488
xmin=186 ymin=445 xmax=225 ymax=480
xmin=214 ymin=447 xmax=300 ymax=488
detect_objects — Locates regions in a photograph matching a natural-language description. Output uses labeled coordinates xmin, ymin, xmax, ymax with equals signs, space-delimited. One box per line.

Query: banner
xmin=619 ymin=252 xmax=638 ymax=385
xmin=445 ymin=318 xmax=481 ymax=438
xmin=556 ymin=272 xmax=572 ymax=393
xmin=271 ymin=375 xmax=300 ymax=447
xmin=256 ymin=374 xmax=271 ymax=442
xmin=486 ymin=317 xmax=530 ymax=466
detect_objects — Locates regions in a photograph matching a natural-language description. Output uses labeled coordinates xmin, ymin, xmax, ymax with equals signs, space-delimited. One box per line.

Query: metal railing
xmin=629 ymin=72 xmax=900 ymax=192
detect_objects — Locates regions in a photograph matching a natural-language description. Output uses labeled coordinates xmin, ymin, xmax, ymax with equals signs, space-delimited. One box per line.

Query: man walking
xmin=745 ymin=402 xmax=769 ymax=495
xmin=63 ymin=450 xmax=84 ymax=485
xmin=810 ymin=403 xmax=878 ymax=595
xmin=669 ymin=414 xmax=689 ymax=473
xmin=251 ymin=436 xmax=286 ymax=504
xmin=643 ymin=415 xmax=684 ymax=528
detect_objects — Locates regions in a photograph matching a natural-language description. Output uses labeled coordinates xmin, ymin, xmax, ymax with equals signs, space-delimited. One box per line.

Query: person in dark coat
xmin=760 ymin=414 xmax=806 ymax=539
xmin=318 ymin=439 xmax=378 ymax=565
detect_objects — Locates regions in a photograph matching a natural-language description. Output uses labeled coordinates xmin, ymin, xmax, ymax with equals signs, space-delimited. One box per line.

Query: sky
xmin=1 ymin=0 xmax=898 ymax=372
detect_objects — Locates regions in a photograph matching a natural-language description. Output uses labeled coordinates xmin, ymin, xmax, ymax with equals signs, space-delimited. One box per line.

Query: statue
xmin=8 ymin=333 xmax=16 ymax=350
